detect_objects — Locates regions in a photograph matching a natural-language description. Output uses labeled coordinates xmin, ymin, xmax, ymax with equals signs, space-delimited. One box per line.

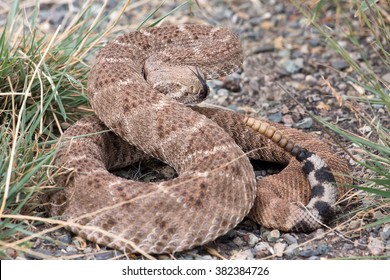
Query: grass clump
xmin=0 ymin=0 xmax=134 ymax=259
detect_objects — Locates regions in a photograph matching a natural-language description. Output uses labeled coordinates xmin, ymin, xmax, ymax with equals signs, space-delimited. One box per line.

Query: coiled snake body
xmin=49 ymin=25 xmax=350 ymax=254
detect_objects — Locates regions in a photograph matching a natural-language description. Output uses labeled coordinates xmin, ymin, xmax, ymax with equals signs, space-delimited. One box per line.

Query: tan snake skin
xmin=49 ymin=25 xmax=350 ymax=254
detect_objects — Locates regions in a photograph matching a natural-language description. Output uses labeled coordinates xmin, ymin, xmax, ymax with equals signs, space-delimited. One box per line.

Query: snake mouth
xmin=190 ymin=66 xmax=209 ymax=101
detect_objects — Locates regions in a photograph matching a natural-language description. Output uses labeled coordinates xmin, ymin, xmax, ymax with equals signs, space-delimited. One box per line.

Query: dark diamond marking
xmin=296 ymin=148 xmax=312 ymax=161
xmin=314 ymin=166 xmax=336 ymax=183
xmin=312 ymin=184 xmax=325 ymax=197
xmin=314 ymin=201 xmax=333 ymax=220
xmin=302 ymin=160 xmax=315 ymax=175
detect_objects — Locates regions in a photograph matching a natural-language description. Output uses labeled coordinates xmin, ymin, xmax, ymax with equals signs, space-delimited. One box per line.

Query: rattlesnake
xmin=49 ymin=24 xmax=350 ymax=254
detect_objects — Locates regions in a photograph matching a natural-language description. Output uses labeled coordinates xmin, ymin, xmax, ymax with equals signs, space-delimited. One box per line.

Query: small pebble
xmin=283 ymin=234 xmax=297 ymax=245
xmin=251 ymin=44 xmax=275 ymax=53
xmin=343 ymin=243 xmax=354 ymax=250
xmin=381 ymin=72 xmax=390 ymax=83
xmin=308 ymin=37 xmax=321 ymax=47
xmin=209 ymin=79 xmax=223 ymax=88
xmin=316 ymin=244 xmax=329 ymax=255
xmin=217 ymin=88 xmax=229 ymax=96
xmin=94 ymin=251 xmax=114 ymax=260
xmin=305 ymin=75 xmax=318 ymax=86
xmin=299 ymin=247 xmax=317 ymax=257
xmin=58 ymin=234 xmax=72 ymax=245
xmin=225 ymin=229 xmax=238 ymax=239
xmin=66 ymin=246 xmax=78 ymax=255
xmin=331 ymin=59 xmax=349 ymax=70
xmin=349 ymin=220 xmax=361 ymax=230
xmin=373 ymin=211 xmax=385 ymax=220
xmin=273 ymin=243 xmax=287 ymax=257
xmin=195 ymin=255 xmax=213 ymax=260
xmin=381 ymin=224 xmax=390 ymax=240
xmin=254 ymin=242 xmax=273 ymax=257
xmin=234 ymin=249 xmax=254 ymax=260
xmin=246 ymin=233 xmax=260 ymax=247
xmin=284 ymin=243 xmax=299 ymax=257
xmin=281 ymin=59 xmax=303 ymax=74
xmin=233 ymin=236 xmax=246 ymax=247
xmin=267 ymin=112 xmax=282 ymax=123
xmin=267 ymin=230 xmax=280 ymax=242
xmin=291 ymin=73 xmax=305 ymax=80
xmin=282 ymin=115 xmax=294 ymax=126
xmin=295 ymin=117 xmax=313 ymax=129
xmin=367 ymin=237 xmax=385 ymax=256
xmin=354 ymin=239 xmax=367 ymax=250
xmin=84 ymin=247 xmax=92 ymax=254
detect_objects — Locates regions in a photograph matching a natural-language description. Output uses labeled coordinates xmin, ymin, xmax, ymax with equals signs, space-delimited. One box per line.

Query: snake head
xmin=144 ymin=57 xmax=210 ymax=105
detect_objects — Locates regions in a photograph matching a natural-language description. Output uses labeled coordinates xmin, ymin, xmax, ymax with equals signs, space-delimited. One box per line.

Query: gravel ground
xmin=4 ymin=0 xmax=389 ymax=260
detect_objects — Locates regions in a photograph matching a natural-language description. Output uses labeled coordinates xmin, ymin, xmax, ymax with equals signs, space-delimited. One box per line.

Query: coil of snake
xmin=48 ymin=24 xmax=350 ymax=254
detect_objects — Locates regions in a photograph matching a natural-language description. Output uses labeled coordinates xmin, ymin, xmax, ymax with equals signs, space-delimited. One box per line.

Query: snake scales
xmin=49 ymin=24 xmax=350 ymax=254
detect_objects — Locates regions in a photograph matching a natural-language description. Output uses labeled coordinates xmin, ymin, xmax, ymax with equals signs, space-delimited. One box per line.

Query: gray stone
xmin=251 ymin=44 xmax=275 ymax=54
xmin=84 ymin=247 xmax=92 ymax=254
xmin=284 ymin=243 xmax=299 ymax=257
xmin=209 ymin=79 xmax=223 ymax=88
xmin=249 ymin=16 xmax=263 ymax=26
xmin=343 ymin=243 xmax=354 ymax=250
xmin=25 ymin=249 xmax=53 ymax=260
xmin=66 ymin=246 xmax=78 ymax=255
xmin=94 ymin=251 xmax=114 ymax=260
xmin=58 ymin=234 xmax=72 ymax=245
xmin=246 ymin=233 xmax=260 ymax=247
xmin=381 ymin=72 xmax=390 ymax=83
xmin=331 ymin=59 xmax=349 ymax=70
xmin=233 ymin=236 xmax=246 ymax=247
xmin=283 ymin=234 xmax=297 ymax=245
xmin=381 ymin=224 xmax=390 ymax=240
xmin=267 ymin=229 xmax=280 ymax=242
xmin=316 ymin=244 xmax=329 ymax=255
xmin=281 ymin=59 xmax=303 ymax=74
xmin=267 ymin=112 xmax=282 ymax=123
xmin=299 ymin=247 xmax=317 ymax=257
xmin=295 ymin=117 xmax=313 ymax=129
xmin=308 ymin=37 xmax=321 ymax=47
xmin=195 ymin=255 xmax=213 ymax=260
xmin=217 ymin=88 xmax=229 ymax=96
xmin=368 ymin=237 xmax=385 ymax=255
